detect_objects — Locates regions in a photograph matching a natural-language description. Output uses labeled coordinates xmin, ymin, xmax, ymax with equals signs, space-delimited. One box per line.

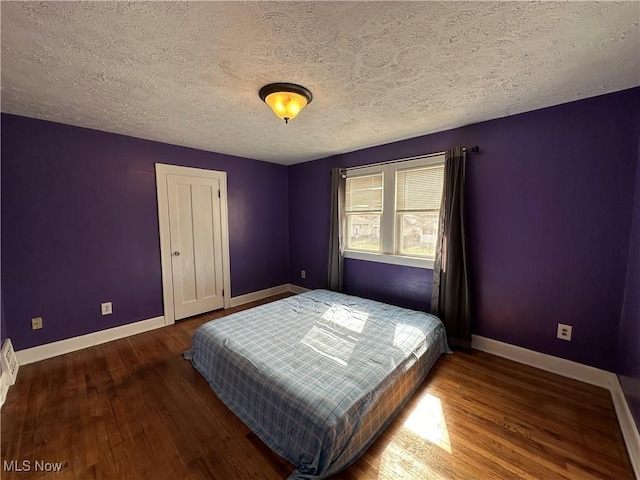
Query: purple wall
xmin=289 ymin=88 xmax=640 ymax=371
xmin=344 ymin=260 xmax=432 ymax=312
xmin=0 ymin=132 xmax=4 ymax=345
xmin=0 ymin=305 xmax=5 ymax=345
xmin=617 ymin=119 xmax=640 ymax=431
xmin=1 ymin=114 xmax=289 ymax=350
xmin=2 ymin=88 xmax=638 ymax=378
xmin=0 ymin=304 xmax=5 ymax=345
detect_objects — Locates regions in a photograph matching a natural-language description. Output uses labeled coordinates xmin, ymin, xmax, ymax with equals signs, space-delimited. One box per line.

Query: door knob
xmin=173 ymin=251 xmax=181 ymax=256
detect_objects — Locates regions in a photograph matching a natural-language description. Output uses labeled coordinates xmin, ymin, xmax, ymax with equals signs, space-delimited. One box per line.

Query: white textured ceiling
xmin=1 ymin=2 xmax=639 ymax=165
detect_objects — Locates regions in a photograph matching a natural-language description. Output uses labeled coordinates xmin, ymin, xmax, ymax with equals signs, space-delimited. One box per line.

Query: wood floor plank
xmin=1 ymin=293 xmax=634 ymax=479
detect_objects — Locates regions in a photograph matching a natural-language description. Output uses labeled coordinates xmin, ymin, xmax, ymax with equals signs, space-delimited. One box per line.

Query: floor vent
xmin=1 ymin=339 xmax=19 ymax=385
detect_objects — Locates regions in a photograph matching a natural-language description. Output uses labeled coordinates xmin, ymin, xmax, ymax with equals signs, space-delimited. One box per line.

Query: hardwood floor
xmin=1 ymin=294 xmax=634 ymax=479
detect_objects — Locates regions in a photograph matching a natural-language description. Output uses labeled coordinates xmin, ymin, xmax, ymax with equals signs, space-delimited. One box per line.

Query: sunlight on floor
xmin=403 ymin=393 xmax=452 ymax=453
xmin=378 ymin=393 xmax=452 ymax=480
xmin=378 ymin=440 xmax=449 ymax=480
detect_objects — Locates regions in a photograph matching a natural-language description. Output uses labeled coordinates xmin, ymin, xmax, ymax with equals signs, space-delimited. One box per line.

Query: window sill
xmin=344 ymin=250 xmax=434 ymax=269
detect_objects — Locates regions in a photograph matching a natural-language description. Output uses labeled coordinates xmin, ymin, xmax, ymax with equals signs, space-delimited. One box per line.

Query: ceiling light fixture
xmin=259 ymin=83 xmax=313 ymax=124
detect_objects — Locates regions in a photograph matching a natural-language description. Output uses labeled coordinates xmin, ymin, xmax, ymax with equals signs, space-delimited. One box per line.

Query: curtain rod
xmin=342 ymin=145 xmax=480 ymax=172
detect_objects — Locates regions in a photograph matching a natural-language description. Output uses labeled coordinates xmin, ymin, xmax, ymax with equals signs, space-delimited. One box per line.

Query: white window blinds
xmin=396 ymin=165 xmax=444 ymax=212
xmin=346 ymin=174 xmax=383 ymax=212
xmin=342 ymin=153 xmax=445 ymax=263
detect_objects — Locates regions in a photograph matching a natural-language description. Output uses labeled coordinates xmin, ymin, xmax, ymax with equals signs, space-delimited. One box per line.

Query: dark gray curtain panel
xmin=327 ymin=168 xmax=346 ymax=291
xmin=431 ymin=147 xmax=472 ymax=348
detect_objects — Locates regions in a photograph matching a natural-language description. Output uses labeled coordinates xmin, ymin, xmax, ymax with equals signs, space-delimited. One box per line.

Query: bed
xmin=186 ymin=289 xmax=450 ymax=479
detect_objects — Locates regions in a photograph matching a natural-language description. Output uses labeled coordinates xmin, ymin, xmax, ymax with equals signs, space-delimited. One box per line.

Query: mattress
xmin=186 ymin=289 xmax=449 ymax=479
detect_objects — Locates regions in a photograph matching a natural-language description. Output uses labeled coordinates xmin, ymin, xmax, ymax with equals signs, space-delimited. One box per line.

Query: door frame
xmin=155 ymin=163 xmax=232 ymax=326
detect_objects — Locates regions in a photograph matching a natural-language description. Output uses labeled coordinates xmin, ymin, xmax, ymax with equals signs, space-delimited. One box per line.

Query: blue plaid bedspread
xmin=186 ymin=289 xmax=449 ymax=479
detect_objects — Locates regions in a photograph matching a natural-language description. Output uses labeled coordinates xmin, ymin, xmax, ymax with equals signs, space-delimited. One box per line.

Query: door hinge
xmin=222 ymin=289 xmax=224 ymax=297
xmin=218 ymin=189 xmax=221 ymax=198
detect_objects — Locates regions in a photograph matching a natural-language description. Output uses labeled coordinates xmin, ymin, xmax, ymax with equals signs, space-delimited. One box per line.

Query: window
xmin=345 ymin=173 xmax=382 ymax=252
xmin=344 ymin=154 xmax=444 ymax=268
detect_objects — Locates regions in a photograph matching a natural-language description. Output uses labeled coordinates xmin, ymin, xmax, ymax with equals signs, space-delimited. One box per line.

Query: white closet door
xmin=167 ymin=174 xmax=224 ymax=320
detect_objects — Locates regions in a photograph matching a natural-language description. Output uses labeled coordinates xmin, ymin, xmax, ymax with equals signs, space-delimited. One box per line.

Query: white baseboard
xmin=229 ymin=284 xmax=291 ymax=308
xmin=229 ymin=283 xmax=311 ymax=308
xmin=288 ymin=284 xmax=311 ymax=294
xmin=16 ymin=316 xmax=165 ymax=366
xmin=14 ymin=284 xmax=310 ymax=366
xmin=471 ymin=335 xmax=616 ymax=389
xmin=472 ymin=335 xmax=639 ymax=479
xmin=5 ymin=293 xmax=638 ymax=477
xmin=611 ymin=377 xmax=640 ymax=479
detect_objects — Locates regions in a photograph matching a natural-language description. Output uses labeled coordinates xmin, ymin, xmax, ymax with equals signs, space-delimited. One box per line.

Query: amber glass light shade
xmin=259 ymin=83 xmax=313 ymax=124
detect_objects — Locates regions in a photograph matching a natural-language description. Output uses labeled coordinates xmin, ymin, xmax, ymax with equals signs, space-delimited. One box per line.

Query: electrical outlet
xmin=101 ymin=302 xmax=113 ymax=315
xmin=301 ymin=270 xmax=306 ymax=279
xmin=557 ymin=323 xmax=572 ymax=341
xmin=31 ymin=317 xmax=43 ymax=330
